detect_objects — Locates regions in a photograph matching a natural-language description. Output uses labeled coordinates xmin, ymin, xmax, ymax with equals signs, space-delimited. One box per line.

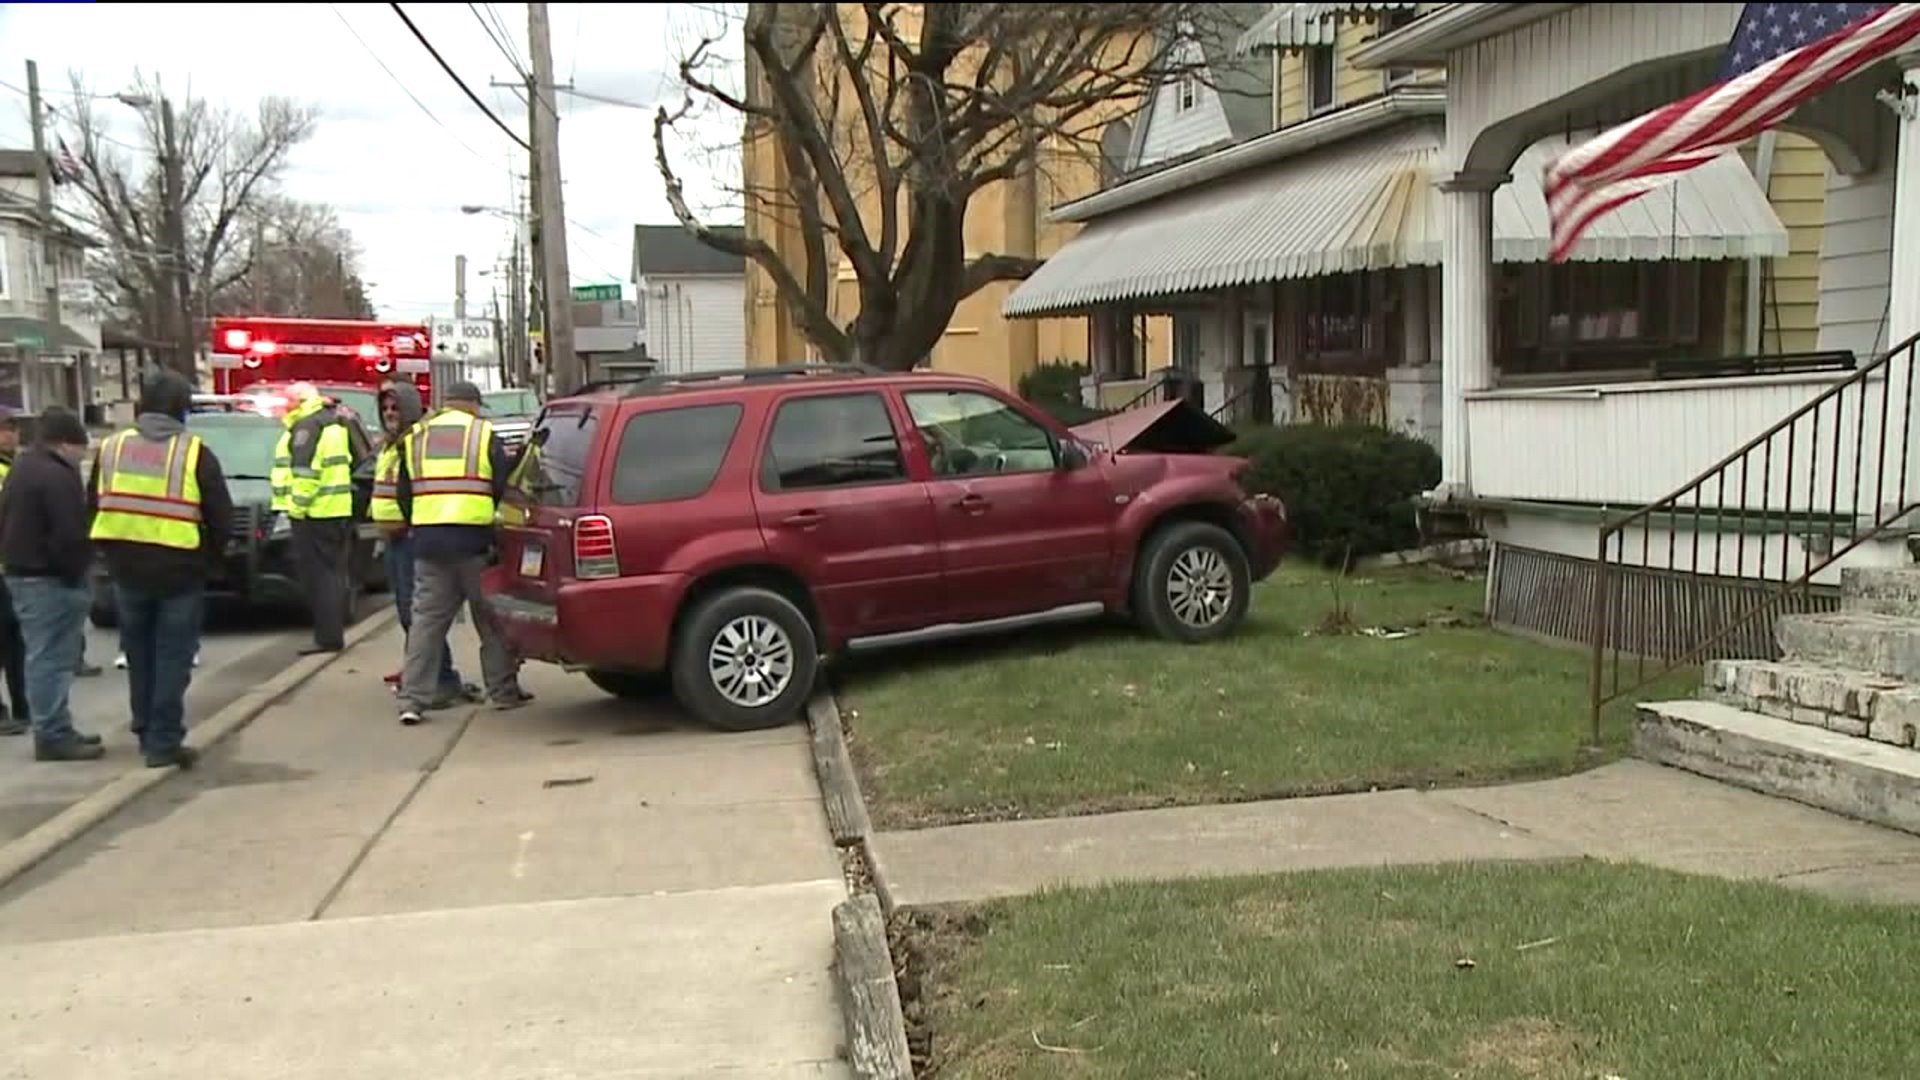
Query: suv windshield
xmin=187 ymin=415 xmax=282 ymax=479
xmin=514 ymin=406 xmax=601 ymax=506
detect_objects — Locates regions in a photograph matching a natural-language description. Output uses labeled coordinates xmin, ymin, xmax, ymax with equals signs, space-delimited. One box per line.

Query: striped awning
xmin=1004 ymin=124 xmax=1788 ymax=320
xmin=1235 ymin=1 xmax=1417 ymax=54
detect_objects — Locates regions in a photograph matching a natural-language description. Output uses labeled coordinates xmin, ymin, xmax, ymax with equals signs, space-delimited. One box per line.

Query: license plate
xmin=519 ymin=543 xmax=545 ymax=578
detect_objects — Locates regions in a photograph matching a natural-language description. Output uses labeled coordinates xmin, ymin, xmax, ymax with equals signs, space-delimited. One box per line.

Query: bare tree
xmin=654 ymin=2 xmax=1225 ymax=371
xmin=207 ymin=197 xmax=378 ymax=320
xmin=57 ymin=72 xmax=316 ymax=372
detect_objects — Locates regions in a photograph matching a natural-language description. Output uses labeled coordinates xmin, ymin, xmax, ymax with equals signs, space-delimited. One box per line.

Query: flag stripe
xmin=1545 ymin=3 xmax=1920 ymax=263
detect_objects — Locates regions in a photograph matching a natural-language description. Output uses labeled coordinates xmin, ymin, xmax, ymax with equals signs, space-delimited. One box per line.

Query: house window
xmin=0 ymin=235 xmax=9 ymax=300
xmin=1177 ymin=75 xmax=1197 ymax=112
xmin=1300 ymin=272 xmax=1380 ymax=375
xmin=1245 ymin=315 xmax=1272 ymax=368
xmin=1306 ymin=46 xmax=1336 ymax=115
xmin=1496 ymin=260 xmax=1724 ymax=380
xmin=1382 ymin=8 xmax=1419 ymax=87
xmin=1174 ymin=315 xmax=1203 ymax=370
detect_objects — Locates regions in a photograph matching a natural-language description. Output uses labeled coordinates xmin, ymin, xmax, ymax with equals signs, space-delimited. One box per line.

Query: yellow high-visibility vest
xmin=88 ymin=429 xmax=205 ymax=551
xmin=370 ymin=441 xmax=404 ymax=524
xmin=272 ymin=398 xmax=354 ymax=520
xmin=404 ymin=409 xmax=497 ymax=527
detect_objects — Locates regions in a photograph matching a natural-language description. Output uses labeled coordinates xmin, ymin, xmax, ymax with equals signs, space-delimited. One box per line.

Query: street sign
xmin=572 ymin=283 xmax=621 ymax=302
xmin=428 ymin=318 xmax=498 ymax=366
xmin=10 ymin=332 xmax=44 ymax=349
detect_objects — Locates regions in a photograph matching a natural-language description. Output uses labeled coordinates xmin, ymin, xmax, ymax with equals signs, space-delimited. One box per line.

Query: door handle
xmin=954 ymin=492 xmax=989 ymax=514
xmin=780 ymin=509 xmax=825 ymax=529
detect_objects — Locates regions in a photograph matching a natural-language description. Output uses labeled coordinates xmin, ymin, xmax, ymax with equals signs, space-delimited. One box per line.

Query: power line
xmin=468 ymin=2 xmax=527 ymax=78
xmin=388 ymin=2 xmax=530 ymax=152
xmin=328 ymin=2 xmax=493 ymax=166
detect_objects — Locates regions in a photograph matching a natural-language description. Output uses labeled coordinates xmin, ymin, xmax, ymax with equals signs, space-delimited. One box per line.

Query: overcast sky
xmin=0 ymin=1 xmax=742 ymax=322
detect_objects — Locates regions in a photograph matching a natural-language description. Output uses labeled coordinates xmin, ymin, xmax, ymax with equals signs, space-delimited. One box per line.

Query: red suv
xmin=485 ymin=365 xmax=1288 ymax=731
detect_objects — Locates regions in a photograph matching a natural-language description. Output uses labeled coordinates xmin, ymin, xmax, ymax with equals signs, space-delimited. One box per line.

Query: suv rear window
xmin=611 ymin=403 xmax=743 ymax=505
xmin=523 ymin=406 xmax=602 ymax=506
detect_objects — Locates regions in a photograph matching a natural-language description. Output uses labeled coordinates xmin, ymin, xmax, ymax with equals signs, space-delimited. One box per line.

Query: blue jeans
xmin=116 ymin=584 xmax=204 ymax=758
xmin=6 ymin=576 xmax=90 ymax=745
xmin=384 ymin=535 xmax=461 ymax=690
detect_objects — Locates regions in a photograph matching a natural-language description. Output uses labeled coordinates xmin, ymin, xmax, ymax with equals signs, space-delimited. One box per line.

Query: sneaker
xmin=114 ymin=652 xmax=128 ymax=670
xmin=73 ymin=662 xmax=102 ymax=678
xmin=383 ymin=670 xmax=402 ymax=686
xmin=35 ymin=738 xmax=105 ymax=762
xmin=399 ymin=709 xmax=424 ymax=727
xmin=192 ymin=652 xmax=201 ymax=668
xmin=0 ymin=715 xmax=26 ymax=737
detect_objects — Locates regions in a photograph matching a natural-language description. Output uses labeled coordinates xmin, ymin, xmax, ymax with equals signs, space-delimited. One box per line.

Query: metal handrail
xmin=1587 ymin=330 xmax=1920 ymax=741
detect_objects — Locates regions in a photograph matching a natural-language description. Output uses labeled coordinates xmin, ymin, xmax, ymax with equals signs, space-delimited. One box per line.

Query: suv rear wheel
xmin=1132 ymin=521 xmax=1251 ymax=644
xmin=671 ymin=586 xmax=818 ymax=731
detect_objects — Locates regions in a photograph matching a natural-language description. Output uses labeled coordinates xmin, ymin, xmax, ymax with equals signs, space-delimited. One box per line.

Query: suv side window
xmin=903 ymin=389 xmax=1057 ymax=477
xmin=761 ymin=392 xmax=906 ymax=491
xmin=610 ymin=403 xmax=743 ymax=505
xmin=519 ymin=406 xmax=602 ymax=506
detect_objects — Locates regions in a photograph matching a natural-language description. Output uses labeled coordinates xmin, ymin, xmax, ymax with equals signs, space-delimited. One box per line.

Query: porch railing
xmin=1588 ymin=330 xmax=1920 ymax=741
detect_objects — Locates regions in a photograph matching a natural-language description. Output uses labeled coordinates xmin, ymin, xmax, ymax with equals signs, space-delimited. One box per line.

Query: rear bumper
xmin=486 ymin=569 xmax=686 ymax=673
xmin=1236 ymin=494 xmax=1289 ymax=581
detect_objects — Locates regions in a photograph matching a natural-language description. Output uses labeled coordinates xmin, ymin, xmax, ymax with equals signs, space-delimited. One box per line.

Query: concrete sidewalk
xmin=0 ymin=615 xmax=305 ymax=846
xmin=0 ymin=620 xmax=852 ymax=1079
xmin=872 ymin=760 xmax=1920 ymax=906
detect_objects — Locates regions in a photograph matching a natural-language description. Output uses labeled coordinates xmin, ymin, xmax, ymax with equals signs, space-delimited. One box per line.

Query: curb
xmin=0 ymin=607 xmax=398 ymax=892
xmin=806 ymin=689 xmax=913 ymax=1079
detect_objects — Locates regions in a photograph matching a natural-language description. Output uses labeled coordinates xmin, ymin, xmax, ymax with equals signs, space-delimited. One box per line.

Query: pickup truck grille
xmin=231 ymin=504 xmax=263 ymax=543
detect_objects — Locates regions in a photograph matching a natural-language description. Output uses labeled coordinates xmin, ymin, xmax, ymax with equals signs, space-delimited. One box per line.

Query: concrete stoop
xmin=1637 ymin=567 xmax=1920 ymax=837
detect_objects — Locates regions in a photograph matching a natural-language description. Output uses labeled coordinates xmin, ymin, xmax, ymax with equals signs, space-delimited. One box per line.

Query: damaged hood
xmin=1069 ymin=399 xmax=1237 ymax=456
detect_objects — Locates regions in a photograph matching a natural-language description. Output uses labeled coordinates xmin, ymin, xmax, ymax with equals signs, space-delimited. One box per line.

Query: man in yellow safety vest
xmin=0 ymin=411 xmax=26 ymax=738
xmin=371 ymin=380 xmax=474 ymax=703
xmin=271 ymin=383 xmax=368 ymax=656
xmin=89 ymin=371 xmax=235 ymax=769
xmin=391 ymin=381 xmax=527 ymax=726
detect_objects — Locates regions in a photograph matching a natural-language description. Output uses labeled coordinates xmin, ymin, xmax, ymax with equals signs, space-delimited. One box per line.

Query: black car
xmin=88 ymin=409 xmax=382 ymax=629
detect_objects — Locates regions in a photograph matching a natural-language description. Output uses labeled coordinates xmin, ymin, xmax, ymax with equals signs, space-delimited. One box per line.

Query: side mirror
xmin=1058 ymin=439 xmax=1089 ymax=471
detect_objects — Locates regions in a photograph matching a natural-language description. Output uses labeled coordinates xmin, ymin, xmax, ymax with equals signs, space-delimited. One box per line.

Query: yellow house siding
xmin=1765 ymin=133 xmax=1828 ymax=355
xmin=1275 ymin=13 xmax=1445 ymax=131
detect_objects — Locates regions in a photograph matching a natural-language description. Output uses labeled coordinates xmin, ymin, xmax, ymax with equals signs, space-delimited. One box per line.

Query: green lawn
xmin=841 ymin=564 xmax=1687 ymax=829
xmin=907 ymin=861 xmax=1920 ymax=1080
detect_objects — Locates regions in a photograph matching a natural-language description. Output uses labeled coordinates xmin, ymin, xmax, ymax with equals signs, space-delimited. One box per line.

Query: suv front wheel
xmin=672 ymin=587 xmax=819 ymax=731
xmin=1132 ymin=521 xmax=1252 ymax=644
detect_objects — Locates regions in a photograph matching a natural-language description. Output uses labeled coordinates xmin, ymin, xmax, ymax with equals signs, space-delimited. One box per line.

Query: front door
xmin=752 ymin=390 xmax=944 ymax=639
xmin=901 ymin=387 xmax=1114 ymax=623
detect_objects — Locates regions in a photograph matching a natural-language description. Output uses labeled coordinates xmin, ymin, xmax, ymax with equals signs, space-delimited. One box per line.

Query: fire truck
xmin=208 ymin=316 xmax=435 ymax=404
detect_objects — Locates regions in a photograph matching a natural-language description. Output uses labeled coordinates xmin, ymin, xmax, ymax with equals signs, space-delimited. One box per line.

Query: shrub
xmin=1225 ymin=423 xmax=1441 ymax=568
xmin=1018 ymin=360 xmax=1110 ymax=426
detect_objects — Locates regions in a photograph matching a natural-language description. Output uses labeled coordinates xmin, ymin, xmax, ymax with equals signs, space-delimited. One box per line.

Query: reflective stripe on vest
xmin=405 ymin=411 xmax=496 ymax=526
xmin=269 ymin=396 xmax=324 ymax=514
xmin=89 ymin=429 xmax=204 ymax=551
xmin=369 ymin=443 xmax=404 ymax=523
xmin=293 ymin=421 xmax=355 ymax=520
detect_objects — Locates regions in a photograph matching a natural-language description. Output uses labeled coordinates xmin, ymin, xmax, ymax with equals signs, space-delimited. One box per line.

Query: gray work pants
xmin=402 ymin=555 xmax=517 ymax=711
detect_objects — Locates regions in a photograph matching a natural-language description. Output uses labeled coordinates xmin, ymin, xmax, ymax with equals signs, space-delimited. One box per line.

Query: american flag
xmin=51 ymin=138 xmax=83 ymax=184
xmin=1545 ymin=3 xmax=1920 ymax=263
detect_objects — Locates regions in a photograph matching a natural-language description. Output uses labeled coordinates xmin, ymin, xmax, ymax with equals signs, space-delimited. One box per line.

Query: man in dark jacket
xmin=0 ymin=408 xmax=100 ymax=761
xmin=0 ymin=411 xmax=29 ymax=738
xmin=374 ymin=381 xmax=472 ymax=701
xmin=90 ymin=372 xmax=234 ymax=769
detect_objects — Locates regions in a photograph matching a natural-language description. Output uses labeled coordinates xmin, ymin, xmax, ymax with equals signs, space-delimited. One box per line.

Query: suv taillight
xmin=572 ymin=514 xmax=620 ymax=579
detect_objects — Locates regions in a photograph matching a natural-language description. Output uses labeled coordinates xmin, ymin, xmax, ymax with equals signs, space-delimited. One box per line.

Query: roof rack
xmin=595 ymin=362 xmax=882 ymax=397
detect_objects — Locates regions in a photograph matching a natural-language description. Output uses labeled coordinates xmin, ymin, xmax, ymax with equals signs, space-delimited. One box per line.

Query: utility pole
xmin=24 ymin=60 xmax=58 ymax=414
xmin=526 ymin=2 xmax=579 ymax=393
xmin=507 ymin=242 xmax=526 ymax=385
xmin=158 ymin=97 xmax=192 ymax=376
xmin=454 ymin=254 xmax=468 ymax=320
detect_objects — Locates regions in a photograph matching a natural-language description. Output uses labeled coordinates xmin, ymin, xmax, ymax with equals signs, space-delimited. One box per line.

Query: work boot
xmin=0 ymin=715 xmax=27 ymax=737
xmin=73 ymin=662 xmax=102 ymax=678
xmin=144 ymin=746 xmax=199 ymax=770
xmin=35 ymin=737 xmax=105 ymax=762
xmin=297 ymin=643 xmax=342 ymax=657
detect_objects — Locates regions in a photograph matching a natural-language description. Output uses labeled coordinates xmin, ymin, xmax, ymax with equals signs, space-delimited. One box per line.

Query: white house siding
xmin=1466 ymin=372 xmax=1895 ymax=514
xmin=1136 ymin=39 xmax=1236 ymax=168
xmin=1819 ymin=163 xmax=1896 ymax=360
xmin=641 ymin=274 xmax=745 ymax=374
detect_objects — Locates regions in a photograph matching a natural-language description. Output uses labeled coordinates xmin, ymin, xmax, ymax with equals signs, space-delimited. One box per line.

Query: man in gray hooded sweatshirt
xmin=89 ymin=371 xmax=234 ymax=769
xmin=375 ymin=381 xmax=472 ymax=703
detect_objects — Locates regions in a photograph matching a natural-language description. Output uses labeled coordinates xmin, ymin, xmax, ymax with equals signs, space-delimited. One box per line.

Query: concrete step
xmin=1841 ymin=567 xmax=1920 ymax=619
xmin=1775 ymin=611 xmax=1920 ymax=680
xmin=1706 ymin=659 xmax=1920 ymax=747
xmin=1635 ymin=699 xmax=1920 ymax=837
